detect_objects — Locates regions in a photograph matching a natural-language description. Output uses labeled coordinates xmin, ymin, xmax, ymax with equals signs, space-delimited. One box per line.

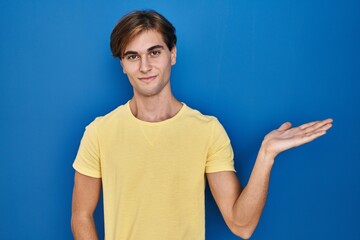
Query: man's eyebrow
xmin=147 ymin=45 xmax=164 ymax=51
xmin=123 ymin=45 xmax=165 ymax=57
xmin=123 ymin=51 xmax=138 ymax=57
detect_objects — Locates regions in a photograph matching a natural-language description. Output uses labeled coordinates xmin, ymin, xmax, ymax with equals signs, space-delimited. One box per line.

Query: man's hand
xmin=261 ymin=118 xmax=333 ymax=159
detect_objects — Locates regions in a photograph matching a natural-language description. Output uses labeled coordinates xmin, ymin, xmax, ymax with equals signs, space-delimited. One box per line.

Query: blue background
xmin=1 ymin=0 xmax=359 ymax=239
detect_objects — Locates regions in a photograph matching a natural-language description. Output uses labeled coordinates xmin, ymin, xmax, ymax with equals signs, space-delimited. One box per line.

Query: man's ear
xmin=171 ymin=45 xmax=177 ymax=66
xmin=120 ymin=60 xmax=126 ymax=74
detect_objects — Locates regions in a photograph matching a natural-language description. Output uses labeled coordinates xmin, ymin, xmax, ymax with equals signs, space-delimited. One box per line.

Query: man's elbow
xmin=70 ymin=213 xmax=93 ymax=234
xmin=230 ymin=228 xmax=254 ymax=239
xmin=71 ymin=214 xmax=80 ymax=234
xmin=229 ymin=221 xmax=256 ymax=239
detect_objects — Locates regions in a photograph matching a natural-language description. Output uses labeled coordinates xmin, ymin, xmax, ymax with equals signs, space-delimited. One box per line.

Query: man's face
xmin=120 ymin=30 xmax=177 ymax=98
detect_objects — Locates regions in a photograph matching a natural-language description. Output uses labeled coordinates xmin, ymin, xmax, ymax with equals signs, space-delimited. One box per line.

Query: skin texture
xmin=71 ymin=29 xmax=333 ymax=239
xmin=71 ymin=172 xmax=101 ymax=240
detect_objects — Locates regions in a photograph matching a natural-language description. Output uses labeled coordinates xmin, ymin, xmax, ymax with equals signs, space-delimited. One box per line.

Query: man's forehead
xmin=124 ymin=30 xmax=166 ymax=52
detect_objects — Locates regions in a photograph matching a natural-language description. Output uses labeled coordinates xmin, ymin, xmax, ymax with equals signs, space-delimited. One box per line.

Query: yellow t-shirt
xmin=73 ymin=102 xmax=235 ymax=240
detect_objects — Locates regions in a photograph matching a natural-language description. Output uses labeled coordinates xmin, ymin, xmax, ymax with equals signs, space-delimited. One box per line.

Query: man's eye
xmin=127 ymin=55 xmax=139 ymax=61
xmin=150 ymin=50 xmax=161 ymax=57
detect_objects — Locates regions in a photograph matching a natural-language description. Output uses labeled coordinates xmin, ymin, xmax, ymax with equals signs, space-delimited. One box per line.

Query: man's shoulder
xmin=182 ymin=104 xmax=220 ymax=126
xmin=85 ymin=102 xmax=129 ymax=129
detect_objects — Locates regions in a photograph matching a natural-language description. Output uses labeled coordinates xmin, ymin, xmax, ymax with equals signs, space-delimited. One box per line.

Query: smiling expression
xmin=120 ymin=30 xmax=177 ymax=98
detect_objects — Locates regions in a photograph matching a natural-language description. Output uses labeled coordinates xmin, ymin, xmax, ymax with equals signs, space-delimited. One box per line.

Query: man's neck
xmin=129 ymin=94 xmax=183 ymax=123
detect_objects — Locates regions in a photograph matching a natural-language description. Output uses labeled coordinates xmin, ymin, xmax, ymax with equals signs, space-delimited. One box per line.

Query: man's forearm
xmin=232 ymin=146 xmax=274 ymax=233
xmin=71 ymin=215 xmax=99 ymax=240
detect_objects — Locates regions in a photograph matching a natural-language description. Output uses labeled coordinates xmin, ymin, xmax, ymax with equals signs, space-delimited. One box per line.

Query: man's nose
xmin=139 ymin=56 xmax=151 ymax=73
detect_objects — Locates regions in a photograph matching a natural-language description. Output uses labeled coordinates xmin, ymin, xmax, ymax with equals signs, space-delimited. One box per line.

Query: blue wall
xmin=1 ymin=1 xmax=359 ymax=239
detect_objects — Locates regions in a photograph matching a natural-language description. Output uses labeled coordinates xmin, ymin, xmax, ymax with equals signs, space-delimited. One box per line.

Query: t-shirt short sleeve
xmin=72 ymin=119 xmax=102 ymax=178
xmin=205 ymin=118 xmax=236 ymax=173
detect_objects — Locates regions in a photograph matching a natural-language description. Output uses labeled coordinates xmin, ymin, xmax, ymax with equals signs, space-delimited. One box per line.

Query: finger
xmin=318 ymin=122 xmax=333 ymax=131
xmin=278 ymin=122 xmax=292 ymax=131
xmin=299 ymin=118 xmax=333 ymax=131
xmin=299 ymin=121 xmax=320 ymax=130
xmin=295 ymin=130 xmax=328 ymax=146
xmin=306 ymin=130 xmax=328 ymax=141
xmin=315 ymin=118 xmax=333 ymax=127
xmin=303 ymin=119 xmax=333 ymax=134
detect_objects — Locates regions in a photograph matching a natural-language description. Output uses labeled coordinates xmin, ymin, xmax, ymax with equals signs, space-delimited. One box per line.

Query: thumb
xmin=278 ymin=122 xmax=292 ymax=131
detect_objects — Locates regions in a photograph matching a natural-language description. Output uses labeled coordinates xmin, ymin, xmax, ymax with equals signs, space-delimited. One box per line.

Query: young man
xmin=71 ymin=10 xmax=332 ymax=240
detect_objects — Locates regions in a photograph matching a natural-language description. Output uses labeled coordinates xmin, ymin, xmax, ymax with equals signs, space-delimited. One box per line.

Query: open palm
xmin=262 ymin=118 xmax=333 ymax=159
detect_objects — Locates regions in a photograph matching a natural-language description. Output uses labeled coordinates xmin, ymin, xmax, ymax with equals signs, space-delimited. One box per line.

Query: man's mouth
xmin=138 ymin=75 xmax=157 ymax=82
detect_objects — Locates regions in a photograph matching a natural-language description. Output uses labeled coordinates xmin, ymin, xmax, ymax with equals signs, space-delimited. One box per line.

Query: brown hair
xmin=110 ymin=10 xmax=177 ymax=59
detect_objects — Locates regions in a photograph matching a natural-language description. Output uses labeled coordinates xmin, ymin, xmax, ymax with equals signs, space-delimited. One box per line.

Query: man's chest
xmin=99 ymin=125 xmax=210 ymax=187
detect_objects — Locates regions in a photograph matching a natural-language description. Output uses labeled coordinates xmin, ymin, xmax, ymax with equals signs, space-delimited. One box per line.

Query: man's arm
xmin=207 ymin=119 xmax=333 ymax=239
xmin=71 ymin=171 xmax=102 ymax=240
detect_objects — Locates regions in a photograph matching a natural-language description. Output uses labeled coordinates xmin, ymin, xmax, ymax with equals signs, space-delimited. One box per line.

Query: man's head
xmin=111 ymin=10 xmax=177 ymax=98
xmin=110 ymin=10 xmax=177 ymax=59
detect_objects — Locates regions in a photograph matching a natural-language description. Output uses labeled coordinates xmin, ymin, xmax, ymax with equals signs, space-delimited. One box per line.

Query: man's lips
xmin=138 ymin=75 xmax=157 ymax=82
